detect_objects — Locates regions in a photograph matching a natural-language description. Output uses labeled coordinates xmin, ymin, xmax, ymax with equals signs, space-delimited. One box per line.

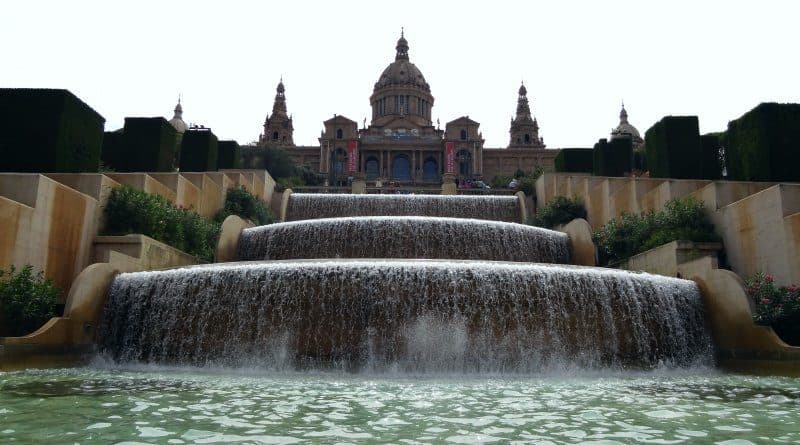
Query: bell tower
xmin=508 ymin=82 xmax=545 ymax=149
xmin=260 ymin=78 xmax=295 ymax=146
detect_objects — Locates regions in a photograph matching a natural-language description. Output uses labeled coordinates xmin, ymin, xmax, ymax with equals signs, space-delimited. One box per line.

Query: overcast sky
xmin=3 ymin=1 xmax=798 ymax=148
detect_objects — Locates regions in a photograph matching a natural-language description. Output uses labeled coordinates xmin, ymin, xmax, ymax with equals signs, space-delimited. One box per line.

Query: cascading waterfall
xmin=286 ymin=194 xmax=521 ymax=222
xmin=238 ymin=216 xmax=570 ymax=263
xmin=97 ymin=261 xmax=711 ymax=372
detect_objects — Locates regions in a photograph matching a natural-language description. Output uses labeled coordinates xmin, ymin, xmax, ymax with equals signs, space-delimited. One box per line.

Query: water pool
xmin=2 ymin=367 xmax=799 ymax=443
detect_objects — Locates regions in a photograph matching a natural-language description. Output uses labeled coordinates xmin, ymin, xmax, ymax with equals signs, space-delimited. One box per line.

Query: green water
xmin=2 ymin=367 xmax=799 ymax=444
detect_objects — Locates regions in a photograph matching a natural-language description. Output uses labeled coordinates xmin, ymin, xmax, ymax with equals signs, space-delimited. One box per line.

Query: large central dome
xmin=374 ymin=33 xmax=430 ymax=92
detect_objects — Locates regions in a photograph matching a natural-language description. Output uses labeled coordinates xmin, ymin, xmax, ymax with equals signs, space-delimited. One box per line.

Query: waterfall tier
xmin=286 ymin=194 xmax=521 ymax=222
xmin=238 ymin=217 xmax=569 ymax=263
xmin=97 ymin=260 xmax=711 ymax=372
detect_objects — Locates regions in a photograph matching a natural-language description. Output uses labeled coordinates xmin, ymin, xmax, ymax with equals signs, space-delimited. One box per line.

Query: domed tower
xmin=610 ymin=103 xmax=644 ymax=149
xmin=369 ymin=30 xmax=434 ymax=128
xmin=508 ymin=83 xmax=545 ymax=149
xmin=168 ymin=98 xmax=188 ymax=159
xmin=168 ymin=98 xmax=188 ymax=135
xmin=260 ymin=79 xmax=295 ymax=146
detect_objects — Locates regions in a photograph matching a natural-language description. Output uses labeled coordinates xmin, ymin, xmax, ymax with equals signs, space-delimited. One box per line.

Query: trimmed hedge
xmin=555 ymin=148 xmax=593 ymax=173
xmin=0 ymin=88 xmax=105 ymax=173
xmin=217 ymin=140 xmax=242 ymax=169
xmin=725 ymin=103 xmax=800 ymax=181
xmin=644 ymin=116 xmax=705 ymax=179
xmin=592 ymin=138 xmax=632 ymax=177
xmin=180 ymin=128 xmax=218 ymax=172
xmin=700 ymin=133 xmax=723 ymax=180
xmin=102 ymin=117 xmax=178 ymax=172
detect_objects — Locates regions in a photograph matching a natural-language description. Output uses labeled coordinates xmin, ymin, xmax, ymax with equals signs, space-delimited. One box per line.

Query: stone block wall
xmin=0 ymin=174 xmax=97 ymax=301
xmin=0 ymin=170 xmax=275 ymax=297
xmin=535 ymin=172 xmax=800 ymax=286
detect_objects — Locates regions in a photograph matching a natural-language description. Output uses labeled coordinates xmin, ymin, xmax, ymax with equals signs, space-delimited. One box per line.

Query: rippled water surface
xmin=2 ymin=368 xmax=800 ymax=444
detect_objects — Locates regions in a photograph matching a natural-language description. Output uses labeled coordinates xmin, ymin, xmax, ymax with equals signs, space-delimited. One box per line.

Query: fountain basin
xmin=238 ymin=216 xmax=570 ymax=263
xmin=97 ymin=260 xmax=710 ymax=372
xmin=286 ymin=194 xmax=522 ymax=222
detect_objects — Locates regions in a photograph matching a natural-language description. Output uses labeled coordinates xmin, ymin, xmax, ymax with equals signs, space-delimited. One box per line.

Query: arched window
xmin=524 ymin=134 xmax=531 ymax=144
xmin=460 ymin=129 xmax=467 ymax=140
xmin=365 ymin=157 xmax=379 ymax=180
xmin=272 ymin=131 xmax=279 ymax=140
xmin=336 ymin=128 xmax=343 ymax=139
xmin=392 ymin=155 xmax=411 ymax=181
xmin=457 ymin=149 xmax=472 ymax=177
xmin=423 ymin=157 xmax=439 ymax=182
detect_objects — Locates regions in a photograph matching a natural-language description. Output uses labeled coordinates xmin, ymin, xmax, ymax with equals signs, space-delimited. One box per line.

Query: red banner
xmin=347 ymin=140 xmax=358 ymax=174
xmin=445 ymin=142 xmax=455 ymax=174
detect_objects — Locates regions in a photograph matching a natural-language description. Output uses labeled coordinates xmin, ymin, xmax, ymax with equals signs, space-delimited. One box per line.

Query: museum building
xmin=255 ymin=32 xmax=560 ymax=184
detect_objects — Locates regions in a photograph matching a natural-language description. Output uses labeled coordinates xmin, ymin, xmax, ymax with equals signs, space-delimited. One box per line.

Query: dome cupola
xmin=369 ymin=30 xmax=435 ymax=127
xmin=611 ymin=102 xmax=644 ymax=149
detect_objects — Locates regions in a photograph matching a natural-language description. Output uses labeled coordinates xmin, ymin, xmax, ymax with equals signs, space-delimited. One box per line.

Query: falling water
xmin=238 ymin=216 xmax=569 ymax=263
xmin=97 ymin=260 xmax=711 ymax=373
xmin=286 ymin=194 xmax=522 ymax=222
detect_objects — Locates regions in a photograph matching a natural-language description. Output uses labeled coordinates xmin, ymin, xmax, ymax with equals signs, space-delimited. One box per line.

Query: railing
xmin=365 ymin=187 xmax=442 ymax=195
xmin=457 ymin=188 xmax=518 ymax=195
xmin=288 ymin=185 xmax=519 ymax=196
xmin=288 ymin=186 xmax=351 ymax=193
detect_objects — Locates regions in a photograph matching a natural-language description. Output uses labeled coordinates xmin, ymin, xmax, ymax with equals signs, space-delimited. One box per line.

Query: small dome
xmin=168 ymin=100 xmax=187 ymax=134
xmin=611 ymin=105 xmax=642 ymax=141
xmin=169 ymin=117 xmax=188 ymax=134
xmin=612 ymin=122 xmax=641 ymax=140
xmin=375 ymin=59 xmax=429 ymax=91
xmin=374 ymin=32 xmax=430 ymax=92
xmin=519 ymin=83 xmax=527 ymax=96
xmin=277 ymin=80 xmax=285 ymax=94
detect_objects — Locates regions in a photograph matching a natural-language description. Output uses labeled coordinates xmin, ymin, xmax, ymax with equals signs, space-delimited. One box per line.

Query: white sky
xmin=2 ymin=1 xmax=798 ymax=148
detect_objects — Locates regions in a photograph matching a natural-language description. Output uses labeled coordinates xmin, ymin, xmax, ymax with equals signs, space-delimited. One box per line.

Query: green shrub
xmin=0 ymin=265 xmax=58 ymax=337
xmin=103 ymin=186 xmax=219 ymax=262
xmin=592 ymin=196 xmax=720 ymax=265
xmin=748 ymin=272 xmax=800 ymax=345
xmin=528 ymin=195 xmax=587 ymax=229
xmin=214 ymin=186 xmax=274 ymax=226
xmin=516 ymin=167 xmax=544 ymax=197
xmin=491 ymin=174 xmax=514 ymax=188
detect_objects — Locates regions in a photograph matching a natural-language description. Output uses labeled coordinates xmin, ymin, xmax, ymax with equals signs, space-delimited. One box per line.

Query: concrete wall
xmin=0 ymin=174 xmax=97 ymax=301
xmin=536 ymin=173 xmax=800 ymax=286
xmin=620 ymin=240 xmax=723 ymax=278
xmin=93 ymin=235 xmax=197 ymax=272
xmin=0 ymin=170 xmax=273 ymax=296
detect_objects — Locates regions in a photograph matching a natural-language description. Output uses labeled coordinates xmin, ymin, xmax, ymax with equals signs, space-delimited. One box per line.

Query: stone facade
xmin=253 ymin=32 xmax=559 ymax=184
